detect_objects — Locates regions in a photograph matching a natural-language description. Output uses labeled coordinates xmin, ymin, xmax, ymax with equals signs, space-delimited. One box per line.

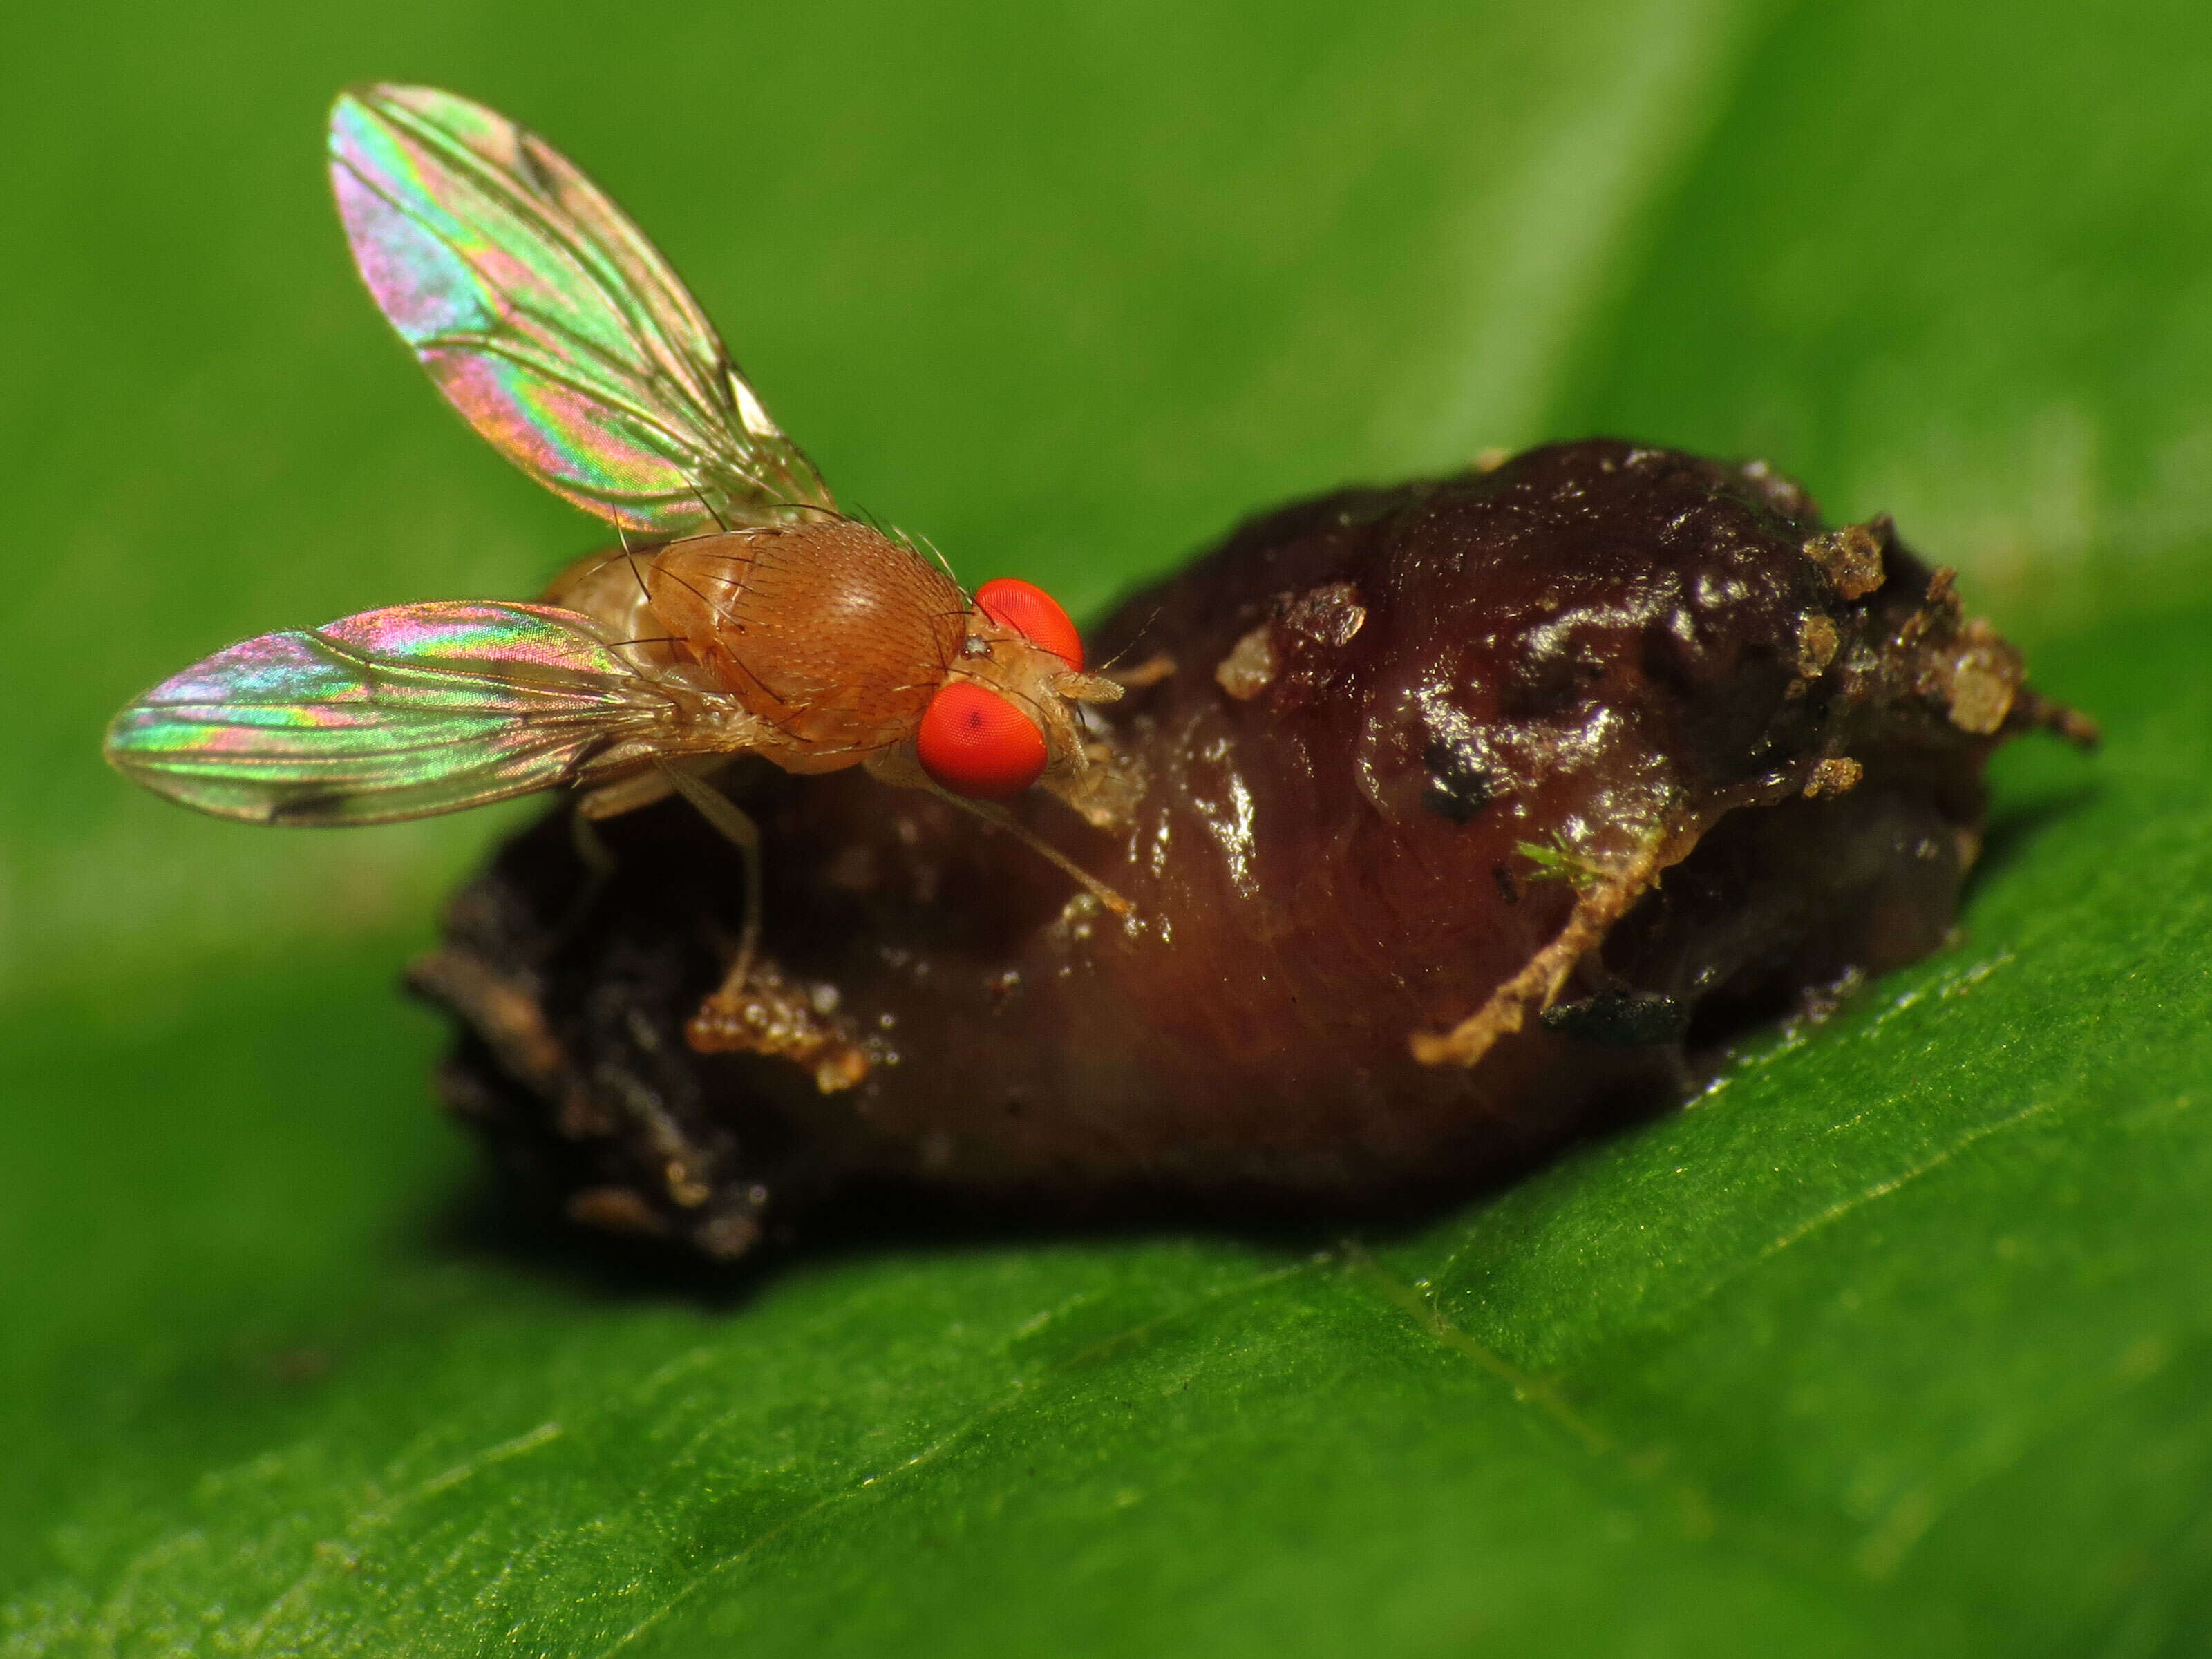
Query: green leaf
xmin=6 ymin=2 xmax=2211 ymax=1654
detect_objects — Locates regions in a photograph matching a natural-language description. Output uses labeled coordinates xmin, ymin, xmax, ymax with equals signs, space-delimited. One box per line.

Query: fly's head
xmin=914 ymin=578 xmax=1122 ymax=800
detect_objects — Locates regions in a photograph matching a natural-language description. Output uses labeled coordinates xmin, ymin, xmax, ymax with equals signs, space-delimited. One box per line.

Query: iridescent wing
xmin=328 ymin=84 xmax=835 ymax=535
xmin=105 ymin=603 xmax=685 ymax=824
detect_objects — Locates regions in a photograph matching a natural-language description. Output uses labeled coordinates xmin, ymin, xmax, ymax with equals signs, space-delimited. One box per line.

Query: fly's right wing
xmin=104 ymin=602 xmax=688 ymax=824
xmin=329 ymin=84 xmax=836 ymax=536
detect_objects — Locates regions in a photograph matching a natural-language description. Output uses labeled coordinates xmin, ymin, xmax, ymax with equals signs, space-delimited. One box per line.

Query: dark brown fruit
xmin=412 ymin=440 xmax=2092 ymax=1260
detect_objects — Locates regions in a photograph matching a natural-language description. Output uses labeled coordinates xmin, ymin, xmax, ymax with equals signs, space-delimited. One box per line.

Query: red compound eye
xmin=917 ymin=680 xmax=1049 ymax=798
xmin=975 ymin=577 xmax=1084 ymax=670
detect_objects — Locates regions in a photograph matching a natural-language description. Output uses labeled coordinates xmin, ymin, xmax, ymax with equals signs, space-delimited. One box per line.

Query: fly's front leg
xmin=862 ymin=745 xmax=1135 ymax=917
xmin=652 ymin=759 xmax=765 ymax=1006
xmin=946 ymin=794 xmax=1133 ymax=917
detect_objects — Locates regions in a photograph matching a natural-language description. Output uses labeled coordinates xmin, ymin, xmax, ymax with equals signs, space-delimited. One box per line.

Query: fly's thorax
xmin=643 ymin=518 xmax=966 ymax=764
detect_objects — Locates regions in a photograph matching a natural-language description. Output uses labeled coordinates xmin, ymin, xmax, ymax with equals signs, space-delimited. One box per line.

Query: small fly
xmin=104 ymin=85 xmax=1135 ymax=1007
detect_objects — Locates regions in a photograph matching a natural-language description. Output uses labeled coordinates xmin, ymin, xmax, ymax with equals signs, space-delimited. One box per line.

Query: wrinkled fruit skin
xmin=415 ymin=441 xmax=2081 ymax=1260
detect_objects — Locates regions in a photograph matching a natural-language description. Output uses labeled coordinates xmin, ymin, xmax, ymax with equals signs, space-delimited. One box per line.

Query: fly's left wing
xmin=329 ymin=84 xmax=835 ymax=536
xmin=104 ymin=603 xmax=686 ymax=824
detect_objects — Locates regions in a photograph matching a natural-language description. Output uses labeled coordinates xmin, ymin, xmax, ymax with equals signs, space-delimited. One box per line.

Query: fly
xmin=104 ymin=84 xmax=1134 ymax=1014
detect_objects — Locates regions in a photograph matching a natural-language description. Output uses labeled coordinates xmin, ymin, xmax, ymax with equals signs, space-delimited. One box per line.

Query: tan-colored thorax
xmin=646 ymin=519 xmax=967 ymax=767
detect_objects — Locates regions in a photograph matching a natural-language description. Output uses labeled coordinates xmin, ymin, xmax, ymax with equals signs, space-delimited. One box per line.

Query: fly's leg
xmin=858 ymin=745 xmax=1135 ymax=916
xmin=569 ymin=808 xmax=618 ymax=880
xmin=538 ymin=804 xmax=621 ymax=946
xmin=943 ymin=793 xmax=1133 ymax=917
xmin=653 ymin=759 xmax=765 ymax=1005
xmin=576 ymin=764 xmax=683 ymax=821
xmin=558 ymin=764 xmax=687 ymax=939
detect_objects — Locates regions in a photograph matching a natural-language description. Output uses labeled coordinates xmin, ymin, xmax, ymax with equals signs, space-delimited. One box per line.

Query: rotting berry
xmin=412 ymin=440 xmax=2093 ymax=1260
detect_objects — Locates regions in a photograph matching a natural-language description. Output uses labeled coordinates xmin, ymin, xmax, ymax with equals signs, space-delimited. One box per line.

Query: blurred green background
xmin=7 ymin=1 xmax=2212 ymax=1653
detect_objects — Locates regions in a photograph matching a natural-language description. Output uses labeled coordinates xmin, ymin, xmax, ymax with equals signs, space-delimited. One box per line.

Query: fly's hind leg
xmin=563 ymin=764 xmax=686 ymax=933
xmin=569 ymin=809 xmax=618 ymax=881
xmin=651 ymin=759 xmax=766 ymax=1009
xmin=545 ymin=781 xmax=650 ymax=943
